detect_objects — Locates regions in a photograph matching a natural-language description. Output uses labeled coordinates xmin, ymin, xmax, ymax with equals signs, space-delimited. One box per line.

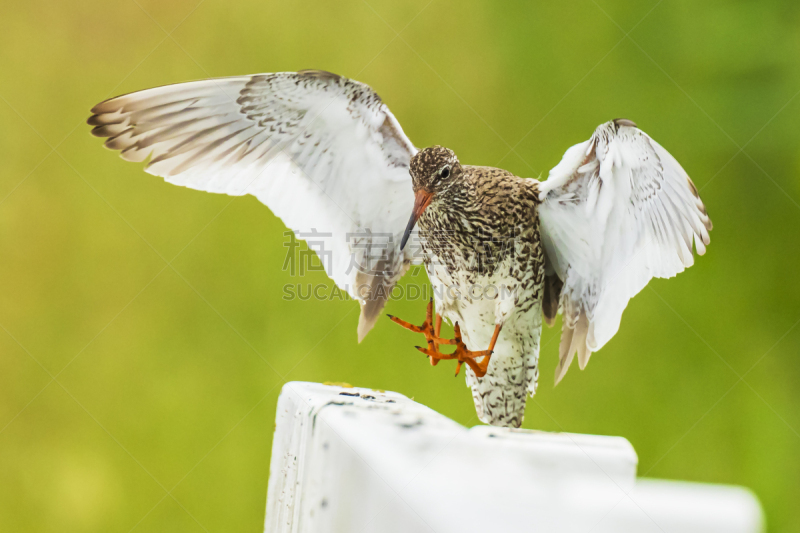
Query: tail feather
xmin=554 ymin=327 xmax=575 ymax=385
xmin=554 ymin=313 xmax=593 ymax=385
xmin=354 ymin=257 xmax=401 ymax=343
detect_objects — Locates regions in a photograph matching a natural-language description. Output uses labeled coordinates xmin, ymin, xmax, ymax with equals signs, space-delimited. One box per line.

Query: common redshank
xmin=88 ymin=71 xmax=712 ymax=427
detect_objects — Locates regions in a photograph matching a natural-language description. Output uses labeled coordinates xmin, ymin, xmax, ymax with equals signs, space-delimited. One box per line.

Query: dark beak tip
xmin=400 ymin=211 xmax=418 ymax=251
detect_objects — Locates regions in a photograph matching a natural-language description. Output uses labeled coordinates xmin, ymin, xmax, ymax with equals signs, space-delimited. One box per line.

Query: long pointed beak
xmin=400 ymin=190 xmax=433 ymax=250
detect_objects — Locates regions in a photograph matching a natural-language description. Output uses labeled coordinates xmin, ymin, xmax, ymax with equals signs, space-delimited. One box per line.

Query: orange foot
xmin=387 ymin=298 xmax=444 ymax=366
xmin=418 ymin=322 xmax=503 ymax=378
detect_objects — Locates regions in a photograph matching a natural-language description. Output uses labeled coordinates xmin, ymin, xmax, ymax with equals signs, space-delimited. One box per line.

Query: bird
xmin=87 ymin=70 xmax=712 ymax=428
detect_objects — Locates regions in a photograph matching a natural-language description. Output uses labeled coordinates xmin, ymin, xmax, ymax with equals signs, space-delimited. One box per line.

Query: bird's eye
xmin=439 ymin=166 xmax=451 ymax=179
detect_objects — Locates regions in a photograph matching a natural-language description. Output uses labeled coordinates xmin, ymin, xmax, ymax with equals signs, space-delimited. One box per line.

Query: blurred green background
xmin=1 ymin=0 xmax=799 ymax=531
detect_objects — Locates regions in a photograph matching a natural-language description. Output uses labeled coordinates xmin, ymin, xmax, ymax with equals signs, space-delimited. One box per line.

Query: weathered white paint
xmin=265 ymin=382 xmax=763 ymax=533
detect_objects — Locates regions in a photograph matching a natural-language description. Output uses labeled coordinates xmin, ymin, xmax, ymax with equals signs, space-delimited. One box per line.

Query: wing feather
xmin=88 ymin=71 xmax=418 ymax=340
xmin=539 ymin=120 xmax=712 ymax=383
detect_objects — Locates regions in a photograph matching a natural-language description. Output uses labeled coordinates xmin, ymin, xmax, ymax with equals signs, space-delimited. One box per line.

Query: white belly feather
xmin=426 ymin=254 xmax=542 ymax=428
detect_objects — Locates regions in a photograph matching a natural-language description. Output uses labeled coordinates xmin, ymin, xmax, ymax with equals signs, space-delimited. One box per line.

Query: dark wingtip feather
xmin=90 ymin=98 xmax=118 ymax=115
xmin=88 ymin=96 xmax=126 ymax=128
xmin=89 ymin=124 xmax=117 ymax=138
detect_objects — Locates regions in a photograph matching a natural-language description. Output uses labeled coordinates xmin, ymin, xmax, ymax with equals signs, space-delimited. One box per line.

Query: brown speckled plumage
xmin=410 ymin=146 xmax=544 ymax=427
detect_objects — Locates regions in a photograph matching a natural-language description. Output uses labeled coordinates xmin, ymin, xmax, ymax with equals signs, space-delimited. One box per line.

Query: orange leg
xmin=418 ymin=322 xmax=503 ymax=378
xmin=431 ymin=314 xmax=443 ymax=366
xmin=387 ymin=299 xmax=443 ymax=365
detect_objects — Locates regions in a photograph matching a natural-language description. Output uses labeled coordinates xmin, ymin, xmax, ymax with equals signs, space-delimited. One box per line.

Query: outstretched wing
xmin=89 ymin=70 xmax=416 ymax=341
xmin=538 ymin=119 xmax=712 ymax=384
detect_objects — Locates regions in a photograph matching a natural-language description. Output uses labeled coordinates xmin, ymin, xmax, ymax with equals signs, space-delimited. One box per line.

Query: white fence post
xmin=265 ymin=382 xmax=763 ymax=533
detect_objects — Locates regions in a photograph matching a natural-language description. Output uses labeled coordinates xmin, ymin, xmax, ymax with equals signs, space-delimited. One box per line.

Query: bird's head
xmin=401 ymin=146 xmax=461 ymax=249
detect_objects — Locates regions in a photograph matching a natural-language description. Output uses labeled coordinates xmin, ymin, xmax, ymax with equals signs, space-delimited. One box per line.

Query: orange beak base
xmin=400 ymin=190 xmax=433 ymax=250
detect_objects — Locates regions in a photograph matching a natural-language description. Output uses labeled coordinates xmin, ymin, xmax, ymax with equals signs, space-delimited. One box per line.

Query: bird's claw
xmin=389 ymin=302 xmax=500 ymax=377
xmin=388 ymin=298 xmax=443 ymax=365
xmin=414 ymin=322 xmax=492 ymax=377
